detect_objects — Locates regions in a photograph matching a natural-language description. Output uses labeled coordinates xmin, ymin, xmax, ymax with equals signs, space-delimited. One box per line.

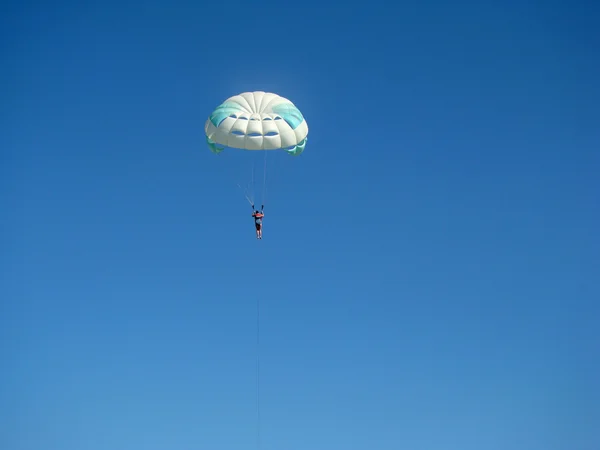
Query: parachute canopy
xmin=205 ymin=91 xmax=308 ymax=156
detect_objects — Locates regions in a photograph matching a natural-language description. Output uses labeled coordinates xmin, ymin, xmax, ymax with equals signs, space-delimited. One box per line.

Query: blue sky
xmin=2 ymin=1 xmax=599 ymax=449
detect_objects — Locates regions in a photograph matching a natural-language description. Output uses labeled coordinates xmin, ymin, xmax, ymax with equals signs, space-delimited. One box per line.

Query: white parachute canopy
xmin=205 ymin=91 xmax=308 ymax=156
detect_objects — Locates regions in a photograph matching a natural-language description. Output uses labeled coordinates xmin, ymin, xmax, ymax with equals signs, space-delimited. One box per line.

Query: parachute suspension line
xmin=239 ymin=154 xmax=257 ymax=208
xmin=237 ymin=152 xmax=258 ymax=208
xmin=238 ymin=183 xmax=254 ymax=207
xmin=262 ymin=150 xmax=267 ymax=207
xmin=251 ymin=155 xmax=256 ymax=206
xmin=256 ymin=293 xmax=261 ymax=450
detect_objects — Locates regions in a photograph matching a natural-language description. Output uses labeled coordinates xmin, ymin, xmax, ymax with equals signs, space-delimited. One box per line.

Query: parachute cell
xmin=205 ymin=91 xmax=309 ymax=156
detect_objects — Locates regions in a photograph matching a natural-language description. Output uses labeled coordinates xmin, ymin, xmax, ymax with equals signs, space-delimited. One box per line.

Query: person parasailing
xmin=251 ymin=205 xmax=264 ymax=239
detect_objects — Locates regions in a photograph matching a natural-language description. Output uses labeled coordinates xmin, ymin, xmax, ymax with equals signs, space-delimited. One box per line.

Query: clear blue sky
xmin=2 ymin=1 xmax=599 ymax=449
